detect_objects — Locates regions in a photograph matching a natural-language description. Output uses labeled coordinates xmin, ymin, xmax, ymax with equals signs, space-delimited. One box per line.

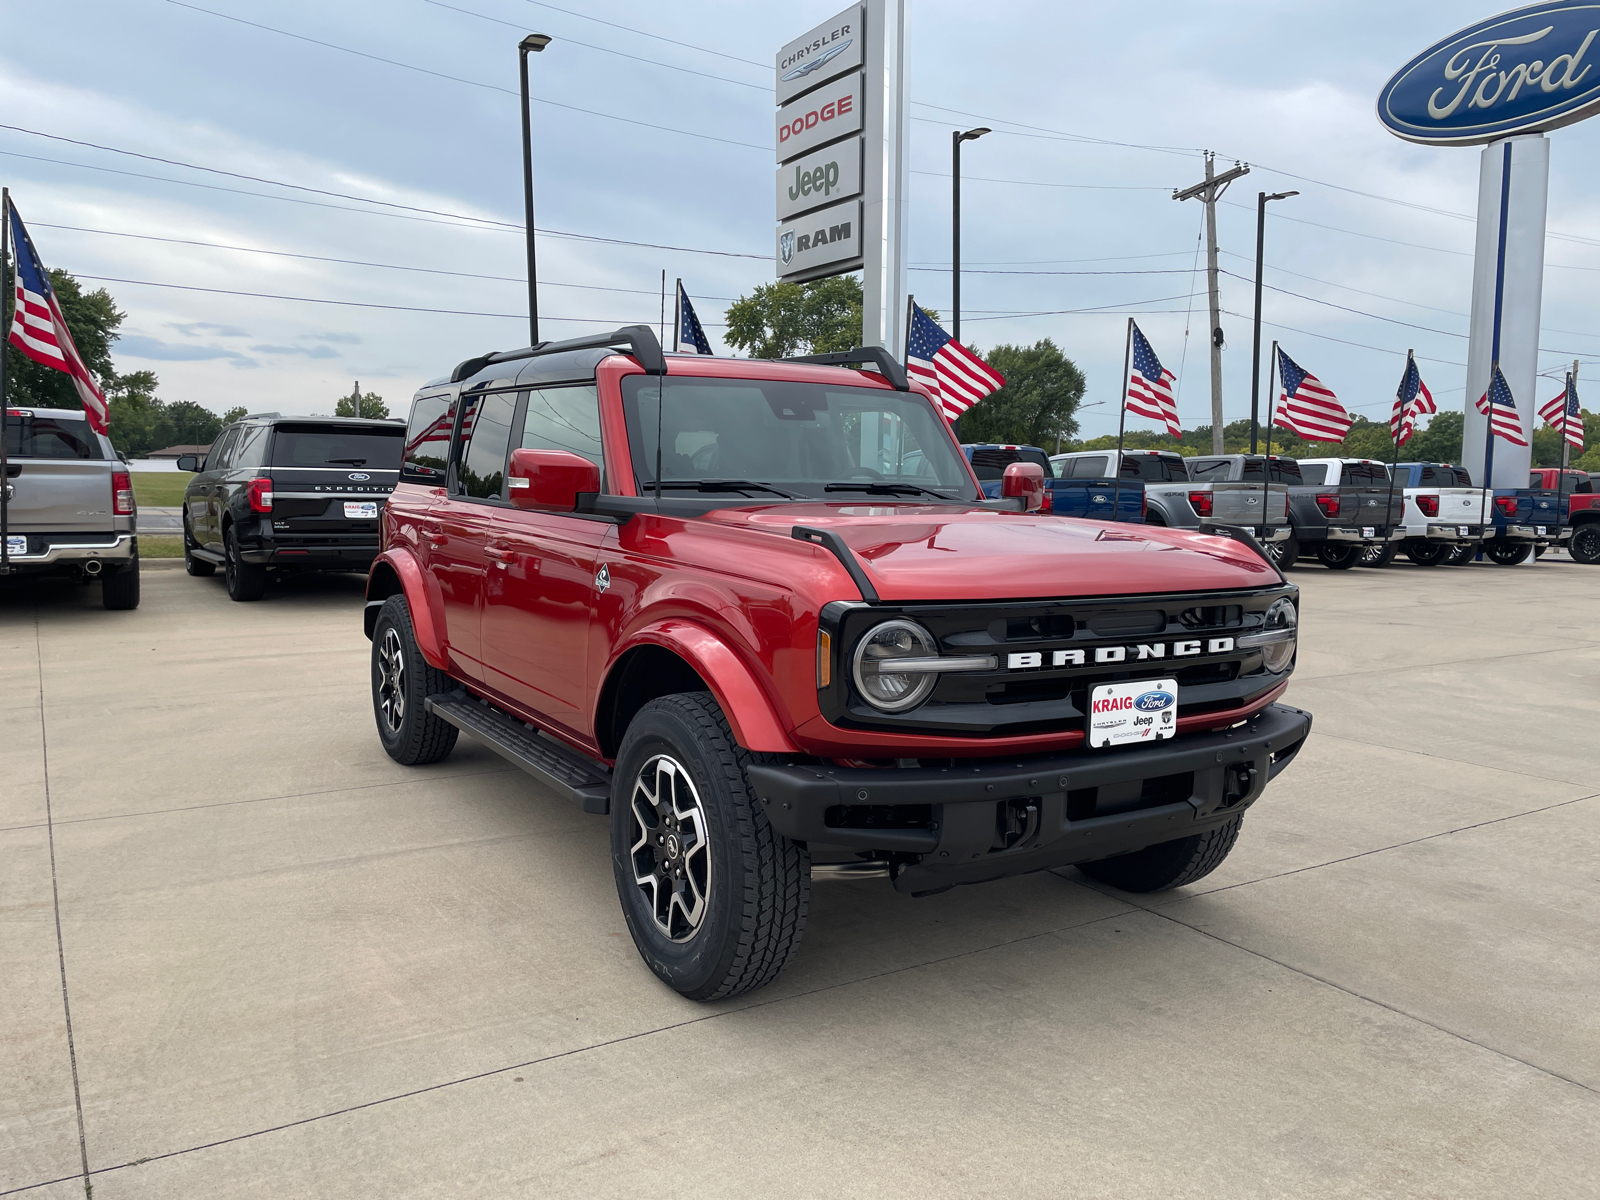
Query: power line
xmin=910 ymin=265 xmax=1195 ymax=277
xmin=162 ymin=0 xmax=769 ymax=152
xmin=1219 ymin=268 xmax=1467 ymax=340
xmin=1224 ymin=308 xmax=1463 ymax=366
xmin=1220 ymin=198 xmax=1473 ymax=256
xmin=519 ymin=0 xmax=768 ymax=71
xmin=962 ymin=294 xmax=1202 ymax=321
xmin=910 ymin=169 xmax=1167 ymax=192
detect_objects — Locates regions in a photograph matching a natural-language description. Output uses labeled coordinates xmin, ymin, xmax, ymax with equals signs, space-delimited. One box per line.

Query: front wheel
xmin=1077 ymin=816 xmax=1243 ymax=892
xmin=1485 ymin=541 xmax=1532 ymax=566
xmin=1264 ymin=531 xmax=1299 ymax=570
xmin=611 ymin=692 xmax=809 ymax=1001
xmin=370 ymin=595 xmax=458 ymax=765
xmin=1570 ymin=524 xmax=1600 ymax=564
xmin=1317 ymin=543 xmax=1361 ymax=570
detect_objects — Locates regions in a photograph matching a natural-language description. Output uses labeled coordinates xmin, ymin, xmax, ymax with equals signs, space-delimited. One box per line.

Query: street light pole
xmin=1249 ymin=189 xmax=1298 ymax=454
xmin=951 ymin=126 xmax=989 ymax=344
xmin=519 ymin=33 xmax=552 ymax=348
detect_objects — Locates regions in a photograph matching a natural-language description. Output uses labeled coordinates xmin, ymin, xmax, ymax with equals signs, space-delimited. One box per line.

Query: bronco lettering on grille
xmin=1006 ymin=637 xmax=1234 ymax=671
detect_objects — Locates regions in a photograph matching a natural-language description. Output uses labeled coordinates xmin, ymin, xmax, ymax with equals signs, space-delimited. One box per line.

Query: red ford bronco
xmin=363 ymin=327 xmax=1310 ymax=999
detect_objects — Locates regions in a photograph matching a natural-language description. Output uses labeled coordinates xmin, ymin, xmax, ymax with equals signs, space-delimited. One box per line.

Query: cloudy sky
xmin=8 ymin=0 xmax=1600 ymax=438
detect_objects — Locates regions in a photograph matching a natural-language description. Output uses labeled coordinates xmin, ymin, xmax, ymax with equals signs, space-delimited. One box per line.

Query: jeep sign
xmin=776 ymin=137 xmax=863 ymax=221
xmin=776 ymin=197 xmax=861 ymax=281
xmin=775 ymin=4 xmax=863 ymax=106
xmin=775 ymin=71 xmax=862 ymax=164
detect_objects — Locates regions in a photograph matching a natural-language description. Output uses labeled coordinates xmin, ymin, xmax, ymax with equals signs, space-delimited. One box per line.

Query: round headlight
xmin=851 ymin=619 xmax=939 ymax=712
xmin=1258 ymin=596 xmax=1298 ymax=673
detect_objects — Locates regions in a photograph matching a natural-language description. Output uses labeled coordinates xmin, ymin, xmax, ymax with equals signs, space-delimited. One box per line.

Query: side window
xmin=518 ymin=385 xmax=605 ymax=475
xmin=1070 ymin=456 xmax=1108 ymax=478
xmin=1240 ymin=459 xmax=1267 ymax=482
xmin=1161 ymin=457 xmax=1189 ymax=482
xmin=456 ymin=389 xmax=518 ymax=500
xmin=1298 ymin=463 xmax=1327 ymax=485
xmin=1189 ymin=459 xmax=1232 ymax=482
xmin=402 ymin=392 xmax=456 ymax=484
xmin=208 ymin=426 xmax=240 ymax=471
xmin=233 ymin=425 xmax=269 ymax=470
xmin=1529 ymin=472 xmax=1542 ymax=489
xmin=1575 ymin=476 xmax=1593 ymax=494
xmin=1419 ymin=465 xmax=1439 ymax=486
xmin=1272 ymin=459 xmax=1303 ymax=484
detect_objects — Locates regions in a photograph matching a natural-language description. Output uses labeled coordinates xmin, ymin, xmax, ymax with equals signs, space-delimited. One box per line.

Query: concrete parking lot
xmin=2 ymin=555 xmax=1597 ymax=1198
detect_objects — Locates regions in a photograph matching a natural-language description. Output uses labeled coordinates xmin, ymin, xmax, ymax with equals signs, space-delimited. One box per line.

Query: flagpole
xmin=1111 ymin=318 xmax=1132 ymax=524
xmin=1 ymin=188 xmax=10 ymax=576
xmin=1557 ymin=361 xmax=1576 ymax=553
xmin=1262 ymin=341 xmax=1277 ymax=530
xmin=672 ymin=278 xmax=682 ymax=353
xmin=658 ymin=269 xmax=666 ymax=350
xmin=1480 ymin=358 xmax=1498 ymax=535
xmin=1383 ymin=350 xmax=1411 ymax=559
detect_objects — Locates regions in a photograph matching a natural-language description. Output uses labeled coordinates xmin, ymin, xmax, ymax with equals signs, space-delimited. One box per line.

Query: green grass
xmin=130 ymin=472 xmax=193 ymax=507
xmin=138 ymin=535 xmax=185 ymax=559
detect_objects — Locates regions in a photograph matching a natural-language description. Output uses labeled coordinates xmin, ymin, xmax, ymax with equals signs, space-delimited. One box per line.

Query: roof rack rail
xmin=450 ymin=324 xmax=666 ymax=385
xmin=784 ymin=346 xmax=909 ymax=391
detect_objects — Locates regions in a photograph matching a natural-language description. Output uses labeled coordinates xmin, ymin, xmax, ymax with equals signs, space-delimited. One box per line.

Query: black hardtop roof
xmin=233 ymin=414 xmax=403 ymax=428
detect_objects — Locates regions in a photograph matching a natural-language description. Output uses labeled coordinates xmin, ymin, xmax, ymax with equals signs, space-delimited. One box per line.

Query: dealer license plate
xmin=344 ymin=502 xmax=378 ymax=520
xmin=1536 ymin=525 xmax=1548 ymax=536
xmin=1089 ymin=678 xmax=1178 ymax=748
xmin=1362 ymin=526 xmax=1376 ymax=538
xmin=1458 ymin=525 xmax=1470 ymax=537
xmin=5 ymin=535 xmax=25 ymax=556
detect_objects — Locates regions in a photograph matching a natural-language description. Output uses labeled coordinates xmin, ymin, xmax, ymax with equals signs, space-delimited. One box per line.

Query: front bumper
xmin=749 ymin=702 xmax=1312 ymax=895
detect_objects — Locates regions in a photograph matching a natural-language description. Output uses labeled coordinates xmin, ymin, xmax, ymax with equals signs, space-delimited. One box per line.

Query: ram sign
xmin=776 ymin=197 xmax=861 ymax=280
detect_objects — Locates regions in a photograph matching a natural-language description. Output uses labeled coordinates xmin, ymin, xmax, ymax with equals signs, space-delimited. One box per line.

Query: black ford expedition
xmin=179 ymin=414 xmax=403 ymax=600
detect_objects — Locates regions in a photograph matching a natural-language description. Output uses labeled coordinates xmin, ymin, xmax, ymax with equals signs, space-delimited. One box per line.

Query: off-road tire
xmin=101 ymin=555 xmax=140 ymax=610
xmin=1317 ymin=543 xmax=1361 ymax=570
xmin=224 ymin=525 xmax=267 ymax=601
xmin=1406 ymin=540 xmax=1450 ymax=567
xmin=1077 ymin=815 xmax=1244 ymax=892
xmin=370 ymin=595 xmax=458 ymax=766
xmin=1264 ymin=531 xmax=1299 ymax=570
xmin=1485 ymin=541 xmax=1532 ymax=566
xmin=1359 ymin=543 xmax=1398 ymax=568
xmin=1570 ymin=524 xmax=1600 ymax=564
xmin=183 ymin=516 xmax=215 ymax=577
xmin=611 ymin=691 xmax=809 ymax=1001
xmin=1446 ymin=543 xmax=1477 ymax=565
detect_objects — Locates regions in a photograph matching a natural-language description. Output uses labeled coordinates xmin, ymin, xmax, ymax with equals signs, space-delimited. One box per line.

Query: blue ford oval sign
xmin=1134 ymin=690 xmax=1175 ymax=713
xmin=1378 ymin=3 xmax=1600 ymax=144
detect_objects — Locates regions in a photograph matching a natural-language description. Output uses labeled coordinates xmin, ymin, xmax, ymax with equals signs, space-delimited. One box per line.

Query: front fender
xmin=613 ymin=619 xmax=799 ymax=754
xmin=366 ymin=549 xmax=450 ymax=671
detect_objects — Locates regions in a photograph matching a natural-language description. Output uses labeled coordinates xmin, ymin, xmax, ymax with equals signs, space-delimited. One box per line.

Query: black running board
xmin=425 ymin=692 xmax=612 ymax=814
xmin=189 ymin=547 xmax=224 ymax=563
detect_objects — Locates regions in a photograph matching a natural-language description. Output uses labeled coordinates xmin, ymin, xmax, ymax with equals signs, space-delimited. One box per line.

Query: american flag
xmin=1273 ymin=349 xmax=1351 ymax=442
xmin=6 ymin=199 xmax=109 ymax=434
xmin=905 ymin=305 xmax=1005 ymax=420
xmin=1539 ymin=376 xmax=1584 ymax=450
xmin=1476 ymin=364 xmax=1528 ymax=447
xmin=1125 ymin=321 xmax=1180 ymax=437
xmin=1389 ymin=356 xmax=1436 ymax=447
xmin=675 ymin=280 xmax=713 ymax=355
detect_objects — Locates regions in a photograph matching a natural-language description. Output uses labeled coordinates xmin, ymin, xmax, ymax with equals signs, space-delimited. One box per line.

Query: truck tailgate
xmin=1211 ymin=482 xmax=1286 ymax=526
xmin=6 ymin=460 xmax=116 ymax=532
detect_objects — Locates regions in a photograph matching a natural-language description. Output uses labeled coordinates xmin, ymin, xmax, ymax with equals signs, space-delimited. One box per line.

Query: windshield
xmin=4 ymin=413 xmax=102 ymax=460
xmin=621 ymin=376 xmax=979 ymax=501
xmin=269 ymin=424 xmax=403 ymax=469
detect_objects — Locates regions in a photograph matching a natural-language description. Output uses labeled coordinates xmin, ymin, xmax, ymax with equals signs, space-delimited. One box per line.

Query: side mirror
xmin=1001 ymin=461 xmax=1045 ymax=512
xmin=507 ymin=447 xmax=600 ymax=511
xmin=175 ymin=455 xmax=200 ymax=472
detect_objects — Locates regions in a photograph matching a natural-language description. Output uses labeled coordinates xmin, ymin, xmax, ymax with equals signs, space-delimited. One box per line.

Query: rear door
xmin=2 ymin=412 xmax=113 ymax=534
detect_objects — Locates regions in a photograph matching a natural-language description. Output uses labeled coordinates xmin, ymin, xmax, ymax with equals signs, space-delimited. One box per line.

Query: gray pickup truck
xmin=2 ymin=406 xmax=140 ymax=608
xmin=1060 ymin=449 xmax=1292 ymax=545
xmin=1190 ymin=454 xmax=1404 ymax=571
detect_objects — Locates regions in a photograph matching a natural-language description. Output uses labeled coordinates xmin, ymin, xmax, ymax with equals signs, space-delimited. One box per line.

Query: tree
xmin=3 ymin=269 xmax=123 ymax=408
xmin=335 ymin=387 xmax=389 ymax=419
xmin=221 ymin=406 xmax=249 ymax=425
xmin=1406 ymin=410 xmax=1463 ymax=466
xmin=725 ymin=276 xmax=863 ymax=359
xmin=957 ymin=339 xmax=1085 ymax=448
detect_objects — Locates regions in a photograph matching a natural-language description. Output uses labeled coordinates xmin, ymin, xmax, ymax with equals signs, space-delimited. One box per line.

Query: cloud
xmin=169 ymin=321 xmax=250 ymax=338
xmin=301 ymin=332 xmax=362 ymax=345
xmin=249 ymin=343 xmax=341 ymax=358
xmin=119 ymin=334 xmax=257 ymax=366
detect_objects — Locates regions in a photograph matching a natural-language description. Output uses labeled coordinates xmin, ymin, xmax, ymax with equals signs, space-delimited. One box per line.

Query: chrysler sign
xmin=776 ymin=5 xmax=863 ymax=105
xmin=1379 ymin=3 xmax=1600 ymax=144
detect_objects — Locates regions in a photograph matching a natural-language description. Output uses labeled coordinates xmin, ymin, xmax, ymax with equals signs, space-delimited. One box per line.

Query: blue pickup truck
xmin=963 ymin=444 xmax=1145 ymax=522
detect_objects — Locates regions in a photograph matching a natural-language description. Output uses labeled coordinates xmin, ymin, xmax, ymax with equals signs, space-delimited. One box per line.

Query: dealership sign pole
xmin=775 ymin=2 xmax=907 ymax=352
xmin=1377 ymin=3 xmax=1600 ymax=489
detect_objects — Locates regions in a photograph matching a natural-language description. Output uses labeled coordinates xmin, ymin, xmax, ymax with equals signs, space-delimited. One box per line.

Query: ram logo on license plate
xmin=344 ymin=501 xmax=378 ymax=520
xmin=1089 ymin=678 xmax=1178 ymax=748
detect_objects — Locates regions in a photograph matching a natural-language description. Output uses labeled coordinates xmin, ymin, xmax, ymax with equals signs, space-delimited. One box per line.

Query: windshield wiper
xmin=824 ymin=482 xmax=956 ymax=499
xmin=326 ymin=458 xmax=368 ymax=466
xmin=656 ymin=479 xmax=802 ymax=499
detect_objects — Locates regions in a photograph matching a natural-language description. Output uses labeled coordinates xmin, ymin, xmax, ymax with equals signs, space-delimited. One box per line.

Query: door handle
xmin=485 ymin=547 xmax=510 ymax=561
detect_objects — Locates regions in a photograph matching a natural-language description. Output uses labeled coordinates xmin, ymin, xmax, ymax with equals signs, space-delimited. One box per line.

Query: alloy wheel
xmin=376 ymin=627 xmax=406 ymax=734
xmin=628 ymin=754 xmax=711 ymax=942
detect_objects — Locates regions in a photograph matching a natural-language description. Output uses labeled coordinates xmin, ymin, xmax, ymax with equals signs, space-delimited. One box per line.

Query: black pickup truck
xmin=179 ymin=414 xmax=404 ymax=600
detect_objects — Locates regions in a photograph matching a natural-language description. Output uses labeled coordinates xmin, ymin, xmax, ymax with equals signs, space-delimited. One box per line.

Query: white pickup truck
xmin=2 ymin=406 xmax=140 ymax=608
xmin=1381 ymin=461 xmax=1491 ymax=567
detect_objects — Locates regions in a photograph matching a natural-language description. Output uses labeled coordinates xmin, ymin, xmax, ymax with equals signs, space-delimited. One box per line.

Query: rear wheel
xmin=370 ymin=595 xmax=458 ymax=765
xmin=1264 ymin=531 xmax=1299 ymax=570
xmin=1406 ymin=541 xmax=1450 ymax=566
xmin=1534 ymin=545 xmax=1548 ymax=559
xmin=1570 ymin=524 xmax=1600 ymax=564
xmin=1446 ymin=543 xmax=1477 ymax=565
xmin=1485 ymin=541 xmax=1532 ymax=566
xmin=223 ymin=525 xmax=267 ymax=601
xmin=183 ymin=516 xmax=215 ymax=577
xmin=1360 ymin=543 xmax=1397 ymax=567
xmin=1317 ymin=543 xmax=1361 ymax=570
xmin=1077 ymin=816 xmax=1243 ymax=892
xmin=611 ymin=692 xmax=809 ymax=1001
xmin=101 ymin=556 xmax=140 ymax=610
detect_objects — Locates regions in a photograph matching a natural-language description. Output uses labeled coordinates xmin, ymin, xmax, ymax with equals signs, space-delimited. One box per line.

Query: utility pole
xmin=1174 ymin=153 xmax=1249 ymax=454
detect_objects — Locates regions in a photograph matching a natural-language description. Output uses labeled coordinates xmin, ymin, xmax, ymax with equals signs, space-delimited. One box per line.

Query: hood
xmin=710 ymin=503 xmax=1279 ymax=601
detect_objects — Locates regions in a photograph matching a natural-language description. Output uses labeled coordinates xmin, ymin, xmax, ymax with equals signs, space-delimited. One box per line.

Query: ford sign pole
xmin=518 ymin=33 xmax=551 ymax=347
